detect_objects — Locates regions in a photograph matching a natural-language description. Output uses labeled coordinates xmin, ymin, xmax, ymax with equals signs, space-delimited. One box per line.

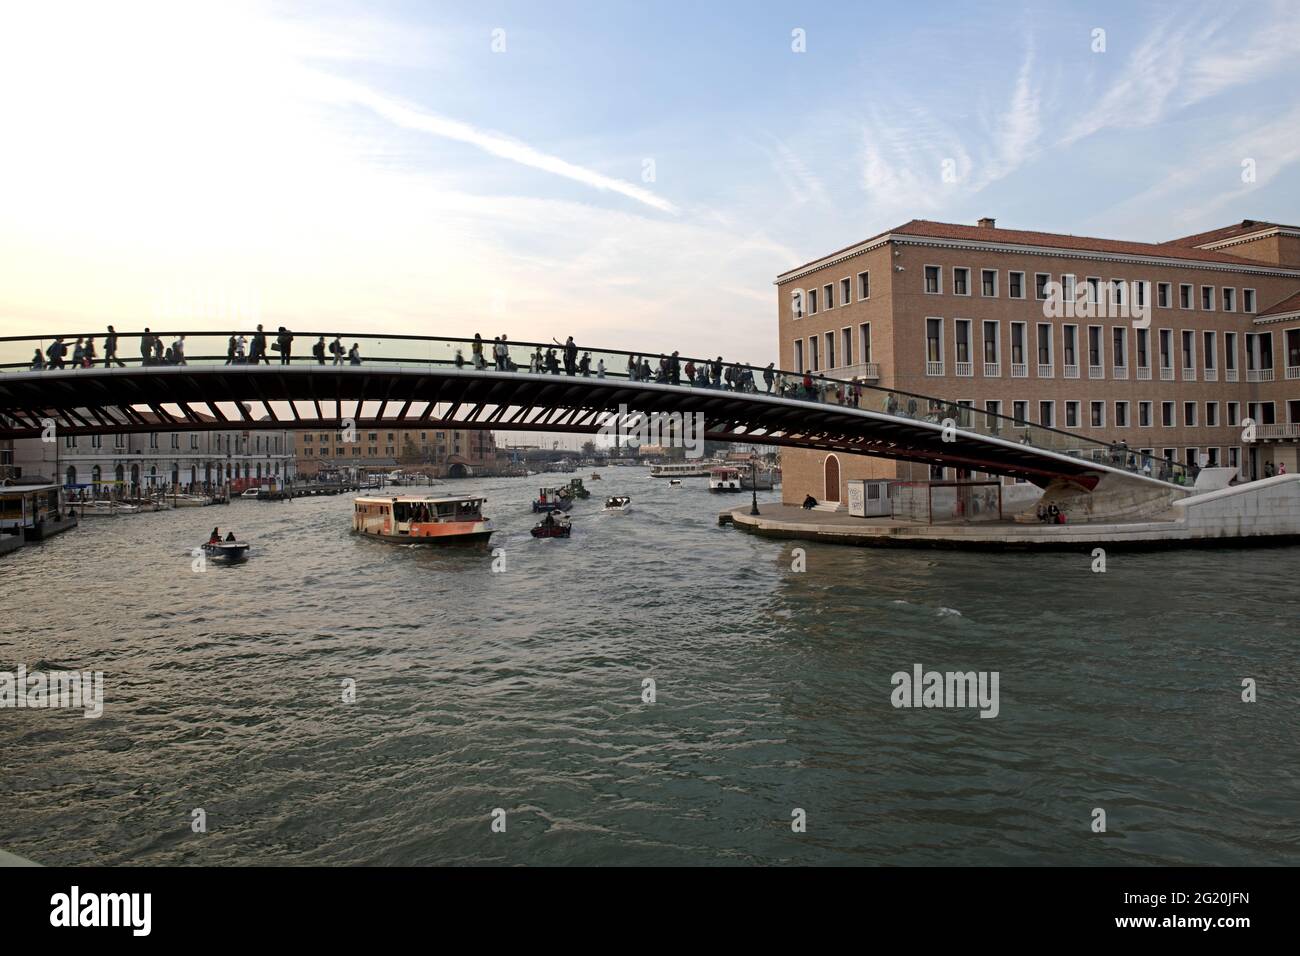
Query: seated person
xmin=802 ymin=494 xmax=817 ymax=510
xmin=225 ymin=531 xmax=236 ymax=542
xmin=208 ymin=527 xmax=221 ymax=544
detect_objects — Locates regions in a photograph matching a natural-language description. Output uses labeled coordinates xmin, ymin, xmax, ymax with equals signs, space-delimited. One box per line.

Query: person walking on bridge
xmin=172 ymin=335 xmax=186 ymax=365
xmin=471 ymin=333 xmax=485 ymax=370
xmin=330 ymin=335 xmax=344 ymax=365
xmin=313 ymin=336 xmax=327 ymax=364
xmin=563 ymin=336 xmax=578 ymax=376
xmin=104 ymin=326 xmax=125 ymax=367
xmin=250 ymin=324 xmax=269 ymax=365
xmin=139 ymin=329 xmax=153 ymax=366
xmin=276 ymin=327 xmax=294 ymax=365
xmin=763 ymin=363 xmax=774 ymax=393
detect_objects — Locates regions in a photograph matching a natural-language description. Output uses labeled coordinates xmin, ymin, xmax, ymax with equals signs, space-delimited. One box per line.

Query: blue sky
xmin=1 ymin=0 xmax=1298 ymax=364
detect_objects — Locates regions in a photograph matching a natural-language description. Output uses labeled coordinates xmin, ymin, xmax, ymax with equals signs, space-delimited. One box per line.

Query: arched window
xmin=92 ymin=465 xmax=102 ymax=487
xmin=65 ymin=465 xmax=77 ymax=487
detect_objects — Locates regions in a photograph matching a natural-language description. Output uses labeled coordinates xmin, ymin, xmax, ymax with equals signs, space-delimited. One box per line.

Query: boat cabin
xmin=353 ymin=495 xmax=492 ymax=542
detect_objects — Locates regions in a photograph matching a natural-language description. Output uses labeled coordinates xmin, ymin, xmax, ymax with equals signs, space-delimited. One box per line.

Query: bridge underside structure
xmin=0 ymin=365 xmax=1125 ymax=488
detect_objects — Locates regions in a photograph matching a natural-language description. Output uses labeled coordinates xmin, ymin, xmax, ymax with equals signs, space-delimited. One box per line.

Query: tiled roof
xmin=1257 ymin=289 xmax=1300 ymax=318
xmin=1163 ymin=219 xmax=1300 ymax=248
xmin=889 ymin=219 xmax=1267 ymax=265
xmin=777 ymin=218 xmax=1279 ymax=280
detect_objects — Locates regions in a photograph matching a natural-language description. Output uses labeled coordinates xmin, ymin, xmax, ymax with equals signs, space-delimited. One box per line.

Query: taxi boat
xmin=353 ymin=495 xmax=494 ymax=544
xmin=708 ymin=466 xmax=743 ymax=492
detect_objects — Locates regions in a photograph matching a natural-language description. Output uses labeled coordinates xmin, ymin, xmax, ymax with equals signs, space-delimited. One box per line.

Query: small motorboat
xmin=240 ymin=488 xmax=263 ymax=499
xmin=590 ymin=472 xmax=602 ymax=480
xmin=603 ymin=496 xmax=631 ymax=514
xmin=532 ymin=487 xmax=573 ymax=513
xmin=530 ymin=516 xmax=571 ymax=538
xmin=201 ymin=540 xmax=250 ymax=563
xmin=668 ymin=479 xmax=682 ymax=487
xmin=80 ymin=500 xmax=120 ymax=517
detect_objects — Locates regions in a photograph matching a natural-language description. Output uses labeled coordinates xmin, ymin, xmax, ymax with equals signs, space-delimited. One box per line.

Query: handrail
xmin=0 ymin=330 xmax=1195 ymax=482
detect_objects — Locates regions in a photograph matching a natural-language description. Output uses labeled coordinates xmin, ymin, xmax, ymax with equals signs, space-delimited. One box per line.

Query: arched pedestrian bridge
xmin=0 ymin=331 xmax=1193 ymax=489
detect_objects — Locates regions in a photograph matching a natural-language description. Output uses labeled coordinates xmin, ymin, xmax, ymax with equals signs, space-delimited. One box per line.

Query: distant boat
xmin=532 ymin=487 xmax=573 ymax=513
xmin=603 ymin=495 xmax=631 ymax=514
xmin=240 ymin=487 xmax=263 ymax=499
xmin=650 ymin=461 xmax=715 ymax=478
xmin=668 ymin=479 xmax=682 ymax=487
xmin=80 ymin=500 xmax=120 ymax=517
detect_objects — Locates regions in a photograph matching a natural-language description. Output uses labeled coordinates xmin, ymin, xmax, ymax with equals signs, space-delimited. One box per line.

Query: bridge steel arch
xmin=0 ymin=362 xmax=1157 ymax=489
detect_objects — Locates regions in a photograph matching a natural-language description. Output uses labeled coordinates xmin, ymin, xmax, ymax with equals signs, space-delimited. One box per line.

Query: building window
xmin=1243 ymin=289 xmax=1256 ymax=313
xmin=791 ymin=290 xmax=803 ymax=318
xmin=1179 ymin=284 xmax=1192 ymax=309
xmin=953 ymin=267 xmax=970 ymax=295
xmin=809 ymin=336 xmax=820 ymax=371
xmin=842 ymin=327 xmax=853 ymax=367
xmin=925 ymin=266 xmax=941 ymax=294
xmin=1065 ymin=401 xmax=1080 ymax=428
xmin=1087 ymin=325 xmax=1103 ymax=369
xmin=1183 ymin=401 xmax=1197 ymax=427
xmin=1161 ymin=402 xmax=1175 ymax=427
xmin=1223 ymin=288 xmax=1235 ymax=312
xmin=1110 ymin=278 xmax=1125 ymax=306
xmin=981 ymin=269 xmax=997 ymax=297
xmin=825 ymin=331 xmax=836 ymax=369
xmin=1112 ymin=327 xmax=1127 ymax=369
xmin=859 ymin=324 xmax=871 ymax=364
xmin=1159 ymin=329 xmax=1173 ymax=371
xmin=793 ymin=340 xmax=803 ymax=372
xmin=858 ymin=271 xmax=870 ymax=300
xmin=1139 ymin=401 xmax=1152 ymax=427
xmin=1063 ymin=324 xmax=1078 ymax=368
xmin=1090 ymin=401 xmax=1105 ymax=427
xmin=824 ymin=283 xmax=834 ymax=309
xmin=1157 ymin=282 xmax=1171 ymax=308
xmin=1008 ymin=271 xmax=1024 ymax=299
xmin=1038 ymin=401 xmax=1054 ymax=427
xmin=1086 ymin=277 xmax=1100 ymax=304
xmin=1034 ymin=273 xmax=1050 ymax=300
xmin=1224 ymin=332 xmax=1237 ymax=374
xmin=954 ymin=319 xmax=971 ymax=366
xmin=1010 ymin=322 xmax=1026 ymax=368
xmin=1201 ymin=286 xmax=1214 ymax=311
xmin=1036 ymin=323 xmax=1052 ymax=368
xmin=1013 ymin=401 xmax=1028 ymax=425
xmin=840 ymin=277 xmax=851 ymax=306
xmin=984 ymin=400 xmax=1002 ymax=429
xmin=1206 ymin=402 xmax=1219 ymax=427
xmin=808 ymin=288 xmax=818 ymax=314
xmin=925 ymin=318 xmax=944 ymax=372
xmin=1181 ymin=330 xmax=1196 ymax=373
xmin=1115 ymin=401 xmax=1129 ymax=427
xmin=1062 ymin=274 xmax=1076 ymax=302
xmin=982 ymin=320 xmax=999 ymax=367
xmin=1227 ymin=402 xmax=1240 ymax=426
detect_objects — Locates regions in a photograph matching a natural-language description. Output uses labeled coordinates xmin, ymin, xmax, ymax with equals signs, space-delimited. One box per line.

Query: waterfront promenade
xmin=729 ymin=473 xmax=1300 ymax=550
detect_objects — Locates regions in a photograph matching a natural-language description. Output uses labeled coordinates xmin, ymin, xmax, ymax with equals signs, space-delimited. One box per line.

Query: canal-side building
xmin=10 ymin=412 xmax=297 ymax=493
xmin=776 ymin=217 xmax=1300 ymax=505
xmin=294 ymin=426 xmax=506 ymax=479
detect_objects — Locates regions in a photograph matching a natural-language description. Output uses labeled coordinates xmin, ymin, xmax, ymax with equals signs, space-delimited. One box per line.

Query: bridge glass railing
xmin=0 ymin=330 xmax=1192 ymax=483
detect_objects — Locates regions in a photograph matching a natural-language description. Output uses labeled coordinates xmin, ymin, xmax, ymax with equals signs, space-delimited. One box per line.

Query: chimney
xmin=977 ymin=217 xmax=996 ymax=229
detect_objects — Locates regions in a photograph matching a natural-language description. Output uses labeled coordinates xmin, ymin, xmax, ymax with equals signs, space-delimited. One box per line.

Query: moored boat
xmin=353 ymin=495 xmax=494 ymax=544
xmin=80 ymin=500 xmax=120 ymax=517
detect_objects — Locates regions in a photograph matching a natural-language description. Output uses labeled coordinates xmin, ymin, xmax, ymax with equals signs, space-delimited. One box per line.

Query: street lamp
xmin=749 ymin=457 xmax=760 ymax=516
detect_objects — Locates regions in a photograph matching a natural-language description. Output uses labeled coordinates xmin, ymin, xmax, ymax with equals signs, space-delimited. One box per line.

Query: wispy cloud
xmin=301 ymin=70 xmax=679 ymax=214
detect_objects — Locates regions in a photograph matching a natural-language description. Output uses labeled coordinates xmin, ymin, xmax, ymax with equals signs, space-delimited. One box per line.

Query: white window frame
xmin=1138 ymin=401 xmax=1153 ymax=428
xmin=924 ymin=265 xmax=943 ymax=295
xmin=1008 ymin=271 xmax=1026 ymax=299
xmin=1179 ymin=283 xmax=1193 ymax=309
xmin=952 ymin=266 xmax=971 ymax=296
xmin=980 ymin=268 xmax=998 ymax=298
xmin=1157 ymin=282 xmax=1171 ymax=309
xmin=925 ymin=316 xmax=945 ymax=374
xmin=1200 ymin=285 xmax=1215 ymax=311
xmin=1222 ymin=287 xmax=1235 ymax=312
xmin=857 ymin=270 xmax=870 ymax=300
xmin=1243 ymin=288 xmax=1256 ymax=314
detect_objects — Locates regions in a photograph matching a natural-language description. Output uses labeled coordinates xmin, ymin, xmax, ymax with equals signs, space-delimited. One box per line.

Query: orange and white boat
xmin=352 ymin=495 xmax=494 ymax=544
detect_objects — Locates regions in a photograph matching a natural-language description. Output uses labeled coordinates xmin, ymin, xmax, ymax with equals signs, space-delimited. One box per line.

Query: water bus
xmin=353 ymin=495 xmax=494 ymax=544
xmin=649 ymin=461 xmax=716 ymax=478
xmin=708 ymin=467 xmax=743 ymax=493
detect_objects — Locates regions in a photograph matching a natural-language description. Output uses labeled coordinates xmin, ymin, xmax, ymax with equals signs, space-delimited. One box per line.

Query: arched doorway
xmin=92 ymin=465 xmax=102 ymax=490
xmin=129 ymin=464 xmax=139 ymax=496
xmin=824 ymin=454 xmax=841 ymax=503
xmin=65 ymin=465 xmax=77 ymax=487
xmin=447 ymin=462 xmax=469 ymax=479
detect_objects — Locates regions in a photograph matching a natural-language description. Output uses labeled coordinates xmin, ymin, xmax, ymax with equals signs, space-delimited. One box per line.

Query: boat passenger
xmin=225 ymin=531 xmax=236 ymax=542
xmin=209 ymin=527 xmax=221 ymax=544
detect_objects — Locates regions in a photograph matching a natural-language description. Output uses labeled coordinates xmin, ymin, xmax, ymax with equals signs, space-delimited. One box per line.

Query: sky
xmin=1 ymin=0 xmax=1299 ymax=371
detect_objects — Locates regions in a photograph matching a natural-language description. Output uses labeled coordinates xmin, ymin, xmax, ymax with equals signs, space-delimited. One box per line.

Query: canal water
xmin=2 ymin=470 xmax=1297 ymax=866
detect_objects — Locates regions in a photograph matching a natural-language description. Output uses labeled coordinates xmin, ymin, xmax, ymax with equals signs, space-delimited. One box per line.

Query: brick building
xmin=776 ymin=218 xmax=1300 ymax=505
xmin=296 ymin=426 xmax=504 ymax=478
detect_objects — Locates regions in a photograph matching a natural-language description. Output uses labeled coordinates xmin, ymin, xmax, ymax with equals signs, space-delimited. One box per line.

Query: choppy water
xmin=1 ymin=470 xmax=1298 ymax=866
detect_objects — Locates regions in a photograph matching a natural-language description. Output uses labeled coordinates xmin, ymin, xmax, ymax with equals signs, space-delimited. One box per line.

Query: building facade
xmin=295 ymin=426 xmax=505 ymax=478
xmin=11 ymin=414 xmax=297 ymax=493
xmin=776 ymin=218 xmax=1300 ymax=505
